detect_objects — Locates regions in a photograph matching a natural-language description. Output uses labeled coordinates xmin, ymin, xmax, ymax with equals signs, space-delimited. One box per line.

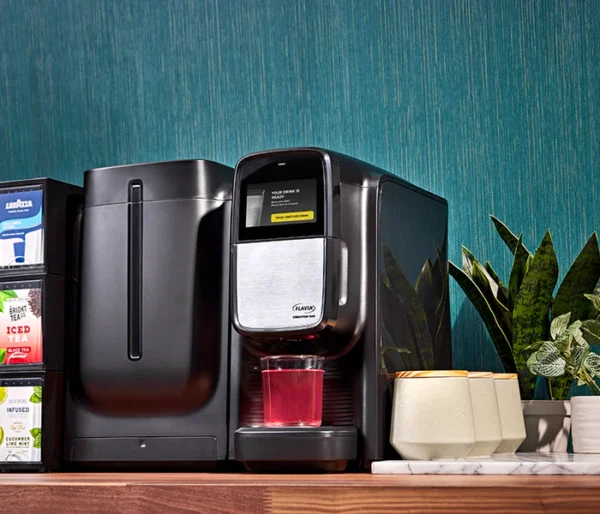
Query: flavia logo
xmin=5 ymin=199 xmax=33 ymax=209
xmin=292 ymin=303 xmax=316 ymax=313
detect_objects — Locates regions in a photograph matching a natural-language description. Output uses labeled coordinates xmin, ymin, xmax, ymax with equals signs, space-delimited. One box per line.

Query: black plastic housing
xmin=235 ymin=426 xmax=357 ymax=472
xmin=65 ymin=159 xmax=234 ymax=467
xmin=229 ymin=148 xmax=452 ymax=471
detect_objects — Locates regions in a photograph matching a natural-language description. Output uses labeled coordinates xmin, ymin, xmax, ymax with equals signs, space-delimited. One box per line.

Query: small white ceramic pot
xmin=390 ymin=370 xmax=476 ymax=460
xmin=493 ymin=373 xmax=526 ymax=454
xmin=467 ymin=372 xmax=502 ymax=457
xmin=571 ymin=396 xmax=600 ymax=453
xmin=519 ymin=400 xmax=570 ymax=452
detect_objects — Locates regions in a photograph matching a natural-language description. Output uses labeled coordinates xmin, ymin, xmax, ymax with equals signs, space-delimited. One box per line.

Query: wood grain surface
xmin=1 ymin=473 xmax=600 ymax=513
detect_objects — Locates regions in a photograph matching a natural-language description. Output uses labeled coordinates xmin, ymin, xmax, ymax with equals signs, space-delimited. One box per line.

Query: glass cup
xmin=261 ymin=355 xmax=324 ymax=427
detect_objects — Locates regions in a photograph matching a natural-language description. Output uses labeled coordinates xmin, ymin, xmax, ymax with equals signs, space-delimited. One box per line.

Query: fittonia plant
xmin=527 ymin=295 xmax=600 ymax=396
xmin=450 ymin=216 xmax=600 ymax=400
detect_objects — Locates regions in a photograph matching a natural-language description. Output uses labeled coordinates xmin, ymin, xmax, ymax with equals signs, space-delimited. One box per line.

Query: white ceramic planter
xmin=493 ymin=373 xmax=526 ymax=454
xmin=572 ymin=396 xmax=600 ymax=453
xmin=390 ymin=370 xmax=476 ymax=460
xmin=467 ymin=372 xmax=502 ymax=457
xmin=519 ymin=400 xmax=571 ymax=452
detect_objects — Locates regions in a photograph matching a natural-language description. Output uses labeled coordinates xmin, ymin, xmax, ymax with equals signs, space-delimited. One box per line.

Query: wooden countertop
xmin=1 ymin=472 xmax=599 ymax=513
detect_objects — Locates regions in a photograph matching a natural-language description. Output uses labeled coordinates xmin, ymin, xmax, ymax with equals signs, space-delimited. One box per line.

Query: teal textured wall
xmin=1 ymin=0 xmax=599 ymax=371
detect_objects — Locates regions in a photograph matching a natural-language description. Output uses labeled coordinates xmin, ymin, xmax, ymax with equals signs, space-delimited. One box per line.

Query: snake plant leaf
xmin=383 ymin=247 xmax=434 ymax=369
xmin=463 ymin=248 xmax=508 ymax=310
xmin=416 ymin=259 xmax=434 ymax=294
xmin=483 ymin=261 xmax=502 ymax=286
xmin=472 ymin=258 xmax=499 ymax=301
xmin=508 ymin=235 xmax=530 ymax=311
xmin=461 ymin=246 xmax=476 ymax=277
xmin=513 ymin=231 xmax=559 ymax=398
xmin=381 ymin=277 xmax=422 ymax=370
xmin=433 ymin=272 xmax=452 ymax=366
xmin=584 ymin=293 xmax=600 ymax=313
xmin=431 ymin=233 xmax=449 ymax=310
xmin=525 ymin=254 xmax=534 ymax=274
xmin=462 ymin=245 xmax=512 ymax=325
xmin=380 ymin=338 xmax=411 ymax=375
xmin=552 ymin=233 xmax=600 ymax=321
xmin=429 ymin=234 xmax=451 ymax=365
xmin=472 ymin=262 xmax=512 ymax=337
xmin=584 ymin=353 xmax=600 ymax=377
xmin=550 ymin=313 xmax=572 ymax=340
xmin=380 ymin=319 xmax=412 ymax=372
xmin=582 ymin=320 xmax=600 ymax=346
xmin=432 ymin=231 xmax=447 ymax=282
xmin=491 ymin=215 xmax=531 ymax=256
xmin=484 ymin=261 xmax=509 ymax=306
xmin=449 ymin=262 xmax=515 ymax=373
xmin=416 ymin=259 xmax=441 ymax=349
xmin=433 ymin=290 xmax=451 ymax=367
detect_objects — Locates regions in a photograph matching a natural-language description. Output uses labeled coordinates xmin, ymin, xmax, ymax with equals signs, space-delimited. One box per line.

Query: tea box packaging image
xmin=0 ymin=373 xmax=62 ymax=471
xmin=0 ymin=382 xmax=42 ymax=463
xmin=0 ymin=179 xmax=82 ymax=277
xmin=0 ymin=281 xmax=43 ymax=365
xmin=0 ymin=187 xmax=43 ymax=268
xmin=0 ymin=277 xmax=66 ymax=371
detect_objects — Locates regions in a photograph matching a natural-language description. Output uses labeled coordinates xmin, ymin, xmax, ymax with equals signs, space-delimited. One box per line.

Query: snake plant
xmin=450 ymin=216 xmax=600 ymax=400
xmin=380 ymin=234 xmax=450 ymax=375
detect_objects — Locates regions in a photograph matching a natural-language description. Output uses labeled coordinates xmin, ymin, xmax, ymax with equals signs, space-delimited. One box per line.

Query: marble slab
xmin=372 ymin=453 xmax=600 ymax=475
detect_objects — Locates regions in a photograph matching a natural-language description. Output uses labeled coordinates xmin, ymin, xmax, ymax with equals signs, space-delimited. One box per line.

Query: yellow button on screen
xmin=271 ymin=211 xmax=315 ymax=223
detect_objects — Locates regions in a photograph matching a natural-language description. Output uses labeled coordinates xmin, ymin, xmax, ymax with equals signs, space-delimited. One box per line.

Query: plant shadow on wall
xmin=380 ymin=234 xmax=450 ymax=375
xmin=450 ymin=216 xmax=600 ymax=401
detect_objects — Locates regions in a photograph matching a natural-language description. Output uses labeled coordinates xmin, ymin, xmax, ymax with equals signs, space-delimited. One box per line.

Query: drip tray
xmin=235 ymin=426 xmax=357 ymax=472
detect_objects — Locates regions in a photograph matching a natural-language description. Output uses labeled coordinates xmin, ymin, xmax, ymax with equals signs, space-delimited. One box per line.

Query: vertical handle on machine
xmin=339 ymin=241 xmax=348 ymax=306
xmin=128 ymin=180 xmax=143 ymax=361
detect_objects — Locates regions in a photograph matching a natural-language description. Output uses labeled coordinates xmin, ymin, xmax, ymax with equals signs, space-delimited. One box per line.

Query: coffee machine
xmin=65 ymin=160 xmax=233 ymax=468
xmin=228 ymin=148 xmax=451 ymax=471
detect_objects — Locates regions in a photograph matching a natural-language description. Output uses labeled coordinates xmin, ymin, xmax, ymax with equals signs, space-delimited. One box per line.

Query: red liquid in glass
xmin=262 ymin=369 xmax=324 ymax=427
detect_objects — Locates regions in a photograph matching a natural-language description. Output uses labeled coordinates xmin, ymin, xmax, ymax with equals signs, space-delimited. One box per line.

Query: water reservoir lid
xmin=84 ymin=159 xmax=233 ymax=207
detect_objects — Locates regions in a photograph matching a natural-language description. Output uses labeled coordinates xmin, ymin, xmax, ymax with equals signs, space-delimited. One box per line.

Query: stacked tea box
xmin=0 ymin=179 xmax=82 ymax=471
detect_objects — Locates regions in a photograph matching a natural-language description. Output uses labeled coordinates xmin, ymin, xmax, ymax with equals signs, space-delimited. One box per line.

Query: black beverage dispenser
xmin=229 ymin=148 xmax=452 ymax=471
xmin=65 ymin=160 xmax=233 ymax=468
